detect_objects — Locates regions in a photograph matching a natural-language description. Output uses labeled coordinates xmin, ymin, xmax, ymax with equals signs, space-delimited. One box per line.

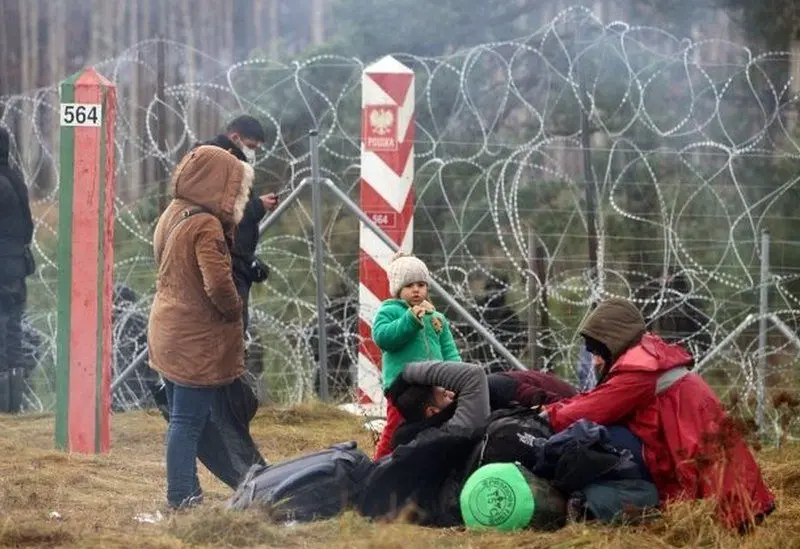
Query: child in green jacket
xmin=372 ymin=251 xmax=462 ymax=458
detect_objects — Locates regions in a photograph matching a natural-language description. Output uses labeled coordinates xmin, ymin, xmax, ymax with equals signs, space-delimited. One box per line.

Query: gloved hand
xmin=249 ymin=258 xmax=270 ymax=283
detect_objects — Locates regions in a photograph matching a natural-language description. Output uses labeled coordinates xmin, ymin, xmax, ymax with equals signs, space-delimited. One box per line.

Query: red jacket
xmin=545 ymin=334 xmax=774 ymax=528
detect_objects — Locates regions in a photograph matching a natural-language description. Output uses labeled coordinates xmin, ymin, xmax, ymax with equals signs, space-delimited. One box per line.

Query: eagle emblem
xmin=370 ymin=108 xmax=395 ymax=135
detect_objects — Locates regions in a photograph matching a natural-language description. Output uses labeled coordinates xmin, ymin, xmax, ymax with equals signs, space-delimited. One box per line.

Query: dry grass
xmin=1 ymin=403 xmax=799 ymax=549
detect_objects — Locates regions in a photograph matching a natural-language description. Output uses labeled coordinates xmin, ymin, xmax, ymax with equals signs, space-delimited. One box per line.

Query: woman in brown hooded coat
xmin=148 ymin=145 xmax=254 ymax=509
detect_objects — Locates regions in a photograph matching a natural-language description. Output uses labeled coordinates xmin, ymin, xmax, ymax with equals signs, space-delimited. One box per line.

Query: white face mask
xmin=240 ymin=145 xmax=256 ymax=165
xmin=233 ymin=136 xmax=257 ymax=165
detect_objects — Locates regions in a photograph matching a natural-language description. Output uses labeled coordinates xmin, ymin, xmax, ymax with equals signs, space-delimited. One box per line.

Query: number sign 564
xmin=60 ymin=104 xmax=102 ymax=127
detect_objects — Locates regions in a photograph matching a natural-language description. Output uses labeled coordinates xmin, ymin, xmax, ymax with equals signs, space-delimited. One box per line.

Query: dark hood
xmin=579 ymin=298 xmax=646 ymax=361
xmin=0 ymin=126 xmax=10 ymax=166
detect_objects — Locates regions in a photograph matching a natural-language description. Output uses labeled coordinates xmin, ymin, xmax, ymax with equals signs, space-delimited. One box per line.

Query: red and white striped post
xmin=358 ymin=56 xmax=415 ymax=413
xmin=55 ymin=67 xmax=116 ymax=453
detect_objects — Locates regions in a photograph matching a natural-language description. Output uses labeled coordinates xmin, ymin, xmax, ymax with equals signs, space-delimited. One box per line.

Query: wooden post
xmin=56 ymin=67 xmax=116 ymax=454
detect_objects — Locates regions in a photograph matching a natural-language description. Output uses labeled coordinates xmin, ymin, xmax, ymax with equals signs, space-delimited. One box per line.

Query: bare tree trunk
xmin=181 ymin=0 xmax=197 ymax=136
xmin=311 ymin=0 xmax=325 ymax=46
xmin=197 ymin=0 xmax=216 ymax=138
xmin=269 ymin=0 xmax=280 ymax=59
xmin=127 ymin=0 xmax=142 ymax=201
xmin=0 ymin=1 xmax=6 ymax=100
xmin=44 ymin=0 xmax=66 ymax=196
xmin=90 ymin=0 xmax=103 ymax=63
xmin=112 ymin=0 xmax=124 ymax=48
xmin=18 ymin=0 xmax=37 ymax=170
xmin=787 ymin=38 xmax=800 ymax=135
xmin=19 ymin=0 xmax=30 ymax=93
xmin=0 ymin=1 xmax=22 ymax=105
xmin=138 ymin=0 xmax=154 ymax=199
xmin=254 ymin=0 xmax=264 ymax=51
xmin=165 ymin=0 xmax=178 ymax=159
xmin=224 ymin=1 xmax=235 ymax=64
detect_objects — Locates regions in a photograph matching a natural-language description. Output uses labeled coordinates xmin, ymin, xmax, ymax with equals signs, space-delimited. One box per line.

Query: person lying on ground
xmin=371 ymin=252 xmax=463 ymax=459
xmin=371 ymin=359 xmax=658 ymax=527
xmin=540 ymin=297 xmax=775 ymax=532
xmin=386 ymin=360 xmax=490 ymax=447
xmin=388 ymin=366 xmax=577 ymax=449
xmin=396 ymin=365 xmax=653 ymax=486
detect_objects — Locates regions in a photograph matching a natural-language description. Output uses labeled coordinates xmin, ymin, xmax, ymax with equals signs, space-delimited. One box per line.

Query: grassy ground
xmin=1 ymin=404 xmax=799 ymax=549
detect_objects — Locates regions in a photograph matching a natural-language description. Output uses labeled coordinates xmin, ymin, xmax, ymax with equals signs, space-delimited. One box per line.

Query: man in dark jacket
xmin=193 ymin=115 xmax=278 ymax=332
xmin=0 ymin=127 xmax=35 ymax=413
xmin=389 ymin=366 xmax=577 ymax=449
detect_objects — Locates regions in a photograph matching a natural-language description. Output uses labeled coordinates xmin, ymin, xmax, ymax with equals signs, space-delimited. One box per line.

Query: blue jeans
xmin=606 ymin=425 xmax=652 ymax=482
xmin=164 ymin=379 xmax=215 ymax=508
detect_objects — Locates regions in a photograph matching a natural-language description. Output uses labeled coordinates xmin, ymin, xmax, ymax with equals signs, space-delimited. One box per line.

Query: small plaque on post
xmin=60 ymin=103 xmax=103 ymax=127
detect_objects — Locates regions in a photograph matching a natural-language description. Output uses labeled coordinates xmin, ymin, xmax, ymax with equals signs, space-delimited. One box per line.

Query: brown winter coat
xmin=148 ymin=146 xmax=254 ymax=387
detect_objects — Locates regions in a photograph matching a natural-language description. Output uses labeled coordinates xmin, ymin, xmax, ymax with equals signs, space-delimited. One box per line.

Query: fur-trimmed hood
xmin=170 ymin=145 xmax=254 ymax=228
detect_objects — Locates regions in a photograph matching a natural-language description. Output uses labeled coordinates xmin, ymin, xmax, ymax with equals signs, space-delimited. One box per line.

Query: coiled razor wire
xmin=2 ymin=7 xmax=800 ymax=438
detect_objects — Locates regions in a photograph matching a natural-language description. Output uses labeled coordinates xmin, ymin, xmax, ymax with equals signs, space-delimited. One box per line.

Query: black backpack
xmin=464 ymin=407 xmax=554 ymax=476
xmin=227 ymin=441 xmax=374 ymax=522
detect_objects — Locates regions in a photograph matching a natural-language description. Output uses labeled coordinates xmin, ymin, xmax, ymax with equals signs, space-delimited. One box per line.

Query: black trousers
xmin=0 ymin=279 xmax=26 ymax=413
xmin=234 ymin=275 xmax=252 ymax=333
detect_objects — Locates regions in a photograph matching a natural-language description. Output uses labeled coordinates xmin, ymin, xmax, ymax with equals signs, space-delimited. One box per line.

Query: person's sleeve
xmin=515 ymin=373 xmax=577 ymax=407
xmin=195 ymin=221 xmax=243 ymax=322
xmin=403 ymin=361 xmax=490 ymax=431
xmin=372 ymin=305 xmax=423 ymax=351
xmin=516 ymin=378 xmax=551 ymax=408
xmin=245 ymin=196 xmax=267 ymax=224
xmin=234 ymin=196 xmax=267 ymax=243
xmin=438 ymin=318 xmax=462 ymax=362
xmin=544 ymin=371 xmax=657 ymax=432
xmin=0 ymin=175 xmax=16 ymax=204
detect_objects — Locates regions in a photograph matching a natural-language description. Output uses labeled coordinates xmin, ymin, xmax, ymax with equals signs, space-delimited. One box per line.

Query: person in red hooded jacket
xmin=542 ymin=298 xmax=774 ymax=532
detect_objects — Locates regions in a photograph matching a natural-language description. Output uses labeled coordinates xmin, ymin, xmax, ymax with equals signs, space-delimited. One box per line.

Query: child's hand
xmin=410 ymin=304 xmax=427 ymax=319
xmin=419 ymin=300 xmax=435 ymax=314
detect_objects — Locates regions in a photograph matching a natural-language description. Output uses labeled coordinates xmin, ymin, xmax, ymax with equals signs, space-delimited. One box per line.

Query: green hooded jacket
xmin=372 ymin=298 xmax=462 ymax=389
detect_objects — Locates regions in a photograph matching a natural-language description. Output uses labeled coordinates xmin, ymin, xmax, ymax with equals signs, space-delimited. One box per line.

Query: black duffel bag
xmin=227 ymin=441 xmax=374 ymax=522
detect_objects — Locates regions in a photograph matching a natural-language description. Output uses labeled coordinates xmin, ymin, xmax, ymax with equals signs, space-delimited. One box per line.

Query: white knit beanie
xmin=388 ymin=251 xmax=430 ymax=297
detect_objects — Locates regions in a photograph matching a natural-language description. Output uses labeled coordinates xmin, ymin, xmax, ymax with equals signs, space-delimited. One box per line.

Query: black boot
xmin=0 ymin=370 xmax=11 ymax=413
xmin=8 ymin=368 xmax=24 ymax=413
